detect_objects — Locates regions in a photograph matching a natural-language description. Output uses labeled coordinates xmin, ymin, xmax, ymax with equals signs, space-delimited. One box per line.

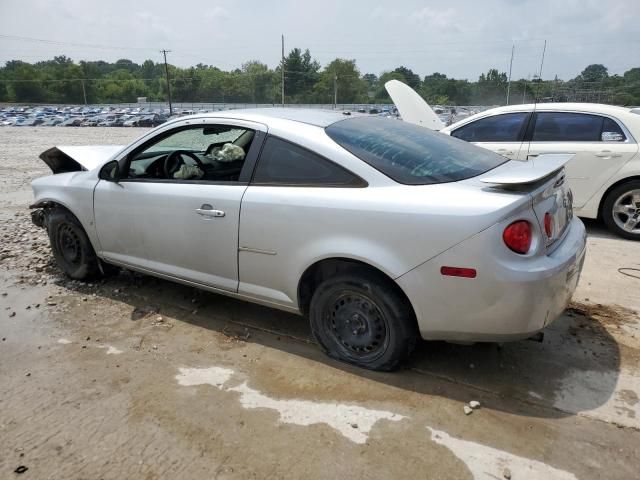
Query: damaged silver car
xmin=31 ymin=109 xmax=586 ymax=370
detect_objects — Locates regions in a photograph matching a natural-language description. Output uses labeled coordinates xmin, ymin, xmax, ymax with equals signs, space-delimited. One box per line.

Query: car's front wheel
xmin=602 ymin=180 xmax=640 ymax=240
xmin=309 ymin=269 xmax=417 ymax=371
xmin=47 ymin=208 xmax=102 ymax=279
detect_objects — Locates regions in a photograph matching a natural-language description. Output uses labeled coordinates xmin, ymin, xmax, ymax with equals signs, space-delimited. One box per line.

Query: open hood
xmin=39 ymin=145 xmax=124 ymax=174
xmin=384 ymin=79 xmax=444 ymax=130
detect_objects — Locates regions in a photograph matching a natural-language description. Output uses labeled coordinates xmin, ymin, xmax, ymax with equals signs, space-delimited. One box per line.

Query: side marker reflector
xmin=440 ymin=266 xmax=477 ymax=278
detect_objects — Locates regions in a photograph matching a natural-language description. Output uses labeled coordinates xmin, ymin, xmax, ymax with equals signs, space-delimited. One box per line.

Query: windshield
xmin=325 ymin=117 xmax=507 ymax=185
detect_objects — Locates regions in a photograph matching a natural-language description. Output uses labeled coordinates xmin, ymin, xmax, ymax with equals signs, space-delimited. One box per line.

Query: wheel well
xmin=598 ymin=176 xmax=640 ymax=218
xmin=33 ymin=201 xmax=79 ymax=227
xmin=297 ymin=258 xmax=417 ymax=321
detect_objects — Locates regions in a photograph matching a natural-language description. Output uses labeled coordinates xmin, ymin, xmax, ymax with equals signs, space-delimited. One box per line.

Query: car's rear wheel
xmin=309 ymin=270 xmax=417 ymax=371
xmin=48 ymin=208 xmax=101 ymax=279
xmin=602 ymin=180 xmax=640 ymax=240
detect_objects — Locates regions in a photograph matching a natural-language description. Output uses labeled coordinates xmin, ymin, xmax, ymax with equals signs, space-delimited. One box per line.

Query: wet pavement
xmin=1 ymin=127 xmax=639 ymax=479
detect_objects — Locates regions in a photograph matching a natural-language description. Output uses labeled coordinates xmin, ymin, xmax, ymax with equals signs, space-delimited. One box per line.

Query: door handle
xmin=595 ymin=150 xmax=622 ymax=158
xmin=496 ymin=149 xmax=515 ymax=156
xmin=196 ymin=204 xmax=225 ymax=218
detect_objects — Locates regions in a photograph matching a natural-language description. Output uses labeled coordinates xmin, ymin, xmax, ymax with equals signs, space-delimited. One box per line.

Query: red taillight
xmin=544 ymin=212 xmax=554 ymax=238
xmin=440 ymin=266 xmax=477 ymax=278
xmin=503 ymin=220 xmax=532 ymax=254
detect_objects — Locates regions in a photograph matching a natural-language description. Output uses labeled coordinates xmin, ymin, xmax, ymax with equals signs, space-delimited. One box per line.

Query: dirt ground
xmin=1 ymin=127 xmax=639 ymax=479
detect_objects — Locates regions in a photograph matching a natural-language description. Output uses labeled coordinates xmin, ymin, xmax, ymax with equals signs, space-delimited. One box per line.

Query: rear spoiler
xmin=480 ymin=154 xmax=573 ymax=185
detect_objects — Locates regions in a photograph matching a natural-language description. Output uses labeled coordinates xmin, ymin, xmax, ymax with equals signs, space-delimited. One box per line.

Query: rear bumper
xmin=397 ymin=216 xmax=587 ymax=342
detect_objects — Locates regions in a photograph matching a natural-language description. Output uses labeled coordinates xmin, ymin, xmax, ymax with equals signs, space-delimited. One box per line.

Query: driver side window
xmin=126 ymin=125 xmax=255 ymax=182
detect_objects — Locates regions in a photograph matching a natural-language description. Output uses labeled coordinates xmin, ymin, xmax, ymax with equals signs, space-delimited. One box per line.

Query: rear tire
xmin=47 ymin=208 xmax=101 ymax=280
xmin=602 ymin=180 xmax=640 ymax=240
xmin=309 ymin=269 xmax=417 ymax=371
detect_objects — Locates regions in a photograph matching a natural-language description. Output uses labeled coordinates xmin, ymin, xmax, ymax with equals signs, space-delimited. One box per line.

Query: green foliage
xmin=0 ymin=54 xmax=638 ymax=106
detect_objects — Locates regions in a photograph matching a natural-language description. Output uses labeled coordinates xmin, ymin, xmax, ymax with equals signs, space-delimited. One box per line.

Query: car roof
xmin=475 ymin=102 xmax=633 ymax=116
xmin=167 ymin=108 xmax=353 ymax=128
xmin=444 ymin=102 xmax=640 ymax=133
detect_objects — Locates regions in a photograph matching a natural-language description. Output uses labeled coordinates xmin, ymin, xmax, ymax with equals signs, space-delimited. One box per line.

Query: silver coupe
xmin=30 ymin=109 xmax=586 ymax=370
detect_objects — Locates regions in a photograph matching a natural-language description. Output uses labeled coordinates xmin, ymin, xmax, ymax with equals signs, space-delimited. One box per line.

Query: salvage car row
xmin=0 ymin=105 xmax=195 ymax=127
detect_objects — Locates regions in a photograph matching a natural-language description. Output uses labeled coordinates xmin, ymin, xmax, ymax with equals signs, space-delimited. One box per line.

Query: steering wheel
xmin=163 ymin=150 xmax=206 ymax=178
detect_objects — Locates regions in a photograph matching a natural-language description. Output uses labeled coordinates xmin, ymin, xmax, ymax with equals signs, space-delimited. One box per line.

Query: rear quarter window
xmin=532 ymin=112 xmax=603 ymax=142
xmin=252 ymin=136 xmax=363 ymax=186
xmin=325 ymin=117 xmax=507 ymax=185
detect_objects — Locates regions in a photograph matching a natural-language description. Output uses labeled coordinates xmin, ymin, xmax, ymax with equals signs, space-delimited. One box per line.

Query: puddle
xmin=428 ymin=427 xmax=577 ymax=480
xmin=554 ymin=370 xmax=640 ymax=428
xmin=175 ymin=366 xmax=405 ymax=444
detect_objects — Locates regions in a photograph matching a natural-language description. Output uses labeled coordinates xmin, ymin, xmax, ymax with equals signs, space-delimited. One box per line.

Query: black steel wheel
xmin=47 ymin=208 xmax=101 ymax=279
xmin=309 ymin=269 xmax=417 ymax=371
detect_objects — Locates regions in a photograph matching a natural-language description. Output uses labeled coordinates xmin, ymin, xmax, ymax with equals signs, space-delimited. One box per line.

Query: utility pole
xmin=281 ymin=35 xmax=285 ymax=107
xmin=160 ymin=49 xmax=173 ymax=116
xmin=506 ymin=44 xmax=514 ymax=105
xmin=333 ymin=72 xmax=338 ymax=109
xmin=81 ymin=79 xmax=87 ymax=105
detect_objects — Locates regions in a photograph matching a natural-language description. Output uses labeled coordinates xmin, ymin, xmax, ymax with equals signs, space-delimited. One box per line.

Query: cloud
xmin=410 ymin=7 xmax=457 ymax=29
xmin=205 ymin=6 xmax=230 ymax=21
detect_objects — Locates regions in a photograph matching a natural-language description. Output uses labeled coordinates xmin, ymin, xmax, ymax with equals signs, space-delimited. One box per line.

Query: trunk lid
xmin=40 ymin=145 xmax=124 ymax=174
xmin=479 ymin=154 xmax=574 ymax=250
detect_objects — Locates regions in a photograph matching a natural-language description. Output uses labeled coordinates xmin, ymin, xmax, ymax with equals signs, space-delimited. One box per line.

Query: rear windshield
xmin=325 ymin=117 xmax=507 ymax=185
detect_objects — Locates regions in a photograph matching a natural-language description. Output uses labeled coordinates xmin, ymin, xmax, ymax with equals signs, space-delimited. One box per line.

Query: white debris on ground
xmin=176 ymin=366 xmax=234 ymax=388
xmin=427 ymin=427 xmax=578 ymax=480
xmin=102 ymin=345 xmax=123 ymax=355
xmin=175 ymin=366 xmax=405 ymax=444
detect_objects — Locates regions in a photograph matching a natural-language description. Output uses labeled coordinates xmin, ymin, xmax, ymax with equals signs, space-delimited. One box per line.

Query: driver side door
xmin=93 ymin=119 xmax=266 ymax=292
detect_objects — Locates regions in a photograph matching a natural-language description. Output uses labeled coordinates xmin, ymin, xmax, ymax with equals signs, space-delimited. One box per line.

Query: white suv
xmin=441 ymin=103 xmax=640 ymax=239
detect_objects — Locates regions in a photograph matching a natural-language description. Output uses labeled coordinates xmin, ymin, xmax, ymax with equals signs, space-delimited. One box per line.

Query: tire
xmin=602 ymin=180 xmax=640 ymax=240
xmin=47 ymin=208 xmax=101 ymax=280
xmin=309 ymin=269 xmax=417 ymax=371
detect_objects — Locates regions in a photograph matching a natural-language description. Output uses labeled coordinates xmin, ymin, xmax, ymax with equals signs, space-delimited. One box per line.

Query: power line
xmin=0 ymin=33 xmax=157 ymax=51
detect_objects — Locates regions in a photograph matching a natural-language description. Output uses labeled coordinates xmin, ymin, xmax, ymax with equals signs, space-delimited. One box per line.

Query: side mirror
xmin=99 ymin=160 xmax=120 ymax=182
xmin=602 ymin=131 xmax=624 ymax=142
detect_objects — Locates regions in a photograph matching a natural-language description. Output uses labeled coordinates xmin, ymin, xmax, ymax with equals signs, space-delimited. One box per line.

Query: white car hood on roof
xmin=384 ymin=79 xmax=444 ymax=130
xmin=40 ymin=145 xmax=124 ymax=173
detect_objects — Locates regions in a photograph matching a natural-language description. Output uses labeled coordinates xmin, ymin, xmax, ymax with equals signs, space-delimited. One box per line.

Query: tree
xmin=280 ymin=48 xmax=320 ymax=101
xmin=312 ymin=59 xmax=365 ymax=104
xmin=374 ymin=71 xmax=407 ymax=101
xmin=474 ymin=69 xmax=508 ymax=104
xmin=242 ymin=61 xmax=275 ymax=103
xmin=577 ymin=64 xmax=608 ymax=83
xmin=392 ymin=66 xmax=421 ymax=89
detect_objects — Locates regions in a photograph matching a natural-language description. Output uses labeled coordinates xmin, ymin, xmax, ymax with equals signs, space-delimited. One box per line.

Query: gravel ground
xmin=1 ymin=127 xmax=639 ymax=479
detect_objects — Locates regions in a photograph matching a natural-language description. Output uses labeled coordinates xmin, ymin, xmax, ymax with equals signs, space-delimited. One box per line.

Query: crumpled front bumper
xmin=397 ymin=216 xmax=587 ymax=342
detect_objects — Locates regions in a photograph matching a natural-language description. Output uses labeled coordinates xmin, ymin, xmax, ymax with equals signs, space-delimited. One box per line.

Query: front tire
xmin=47 ymin=208 xmax=101 ymax=279
xmin=602 ymin=180 xmax=640 ymax=240
xmin=309 ymin=269 xmax=417 ymax=371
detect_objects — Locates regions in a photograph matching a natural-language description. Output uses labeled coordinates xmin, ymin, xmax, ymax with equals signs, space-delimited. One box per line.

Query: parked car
xmin=440 ymin=104 xmax=640 ymax=239
xmin=30 ymin=109 xmax=586 ymax=370
xmin=385 ymin=80 xmax=640 ymax=240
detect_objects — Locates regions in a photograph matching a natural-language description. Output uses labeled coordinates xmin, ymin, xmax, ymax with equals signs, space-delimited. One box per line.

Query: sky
xmin=0 ymin=0 xmax=638 ymax=81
